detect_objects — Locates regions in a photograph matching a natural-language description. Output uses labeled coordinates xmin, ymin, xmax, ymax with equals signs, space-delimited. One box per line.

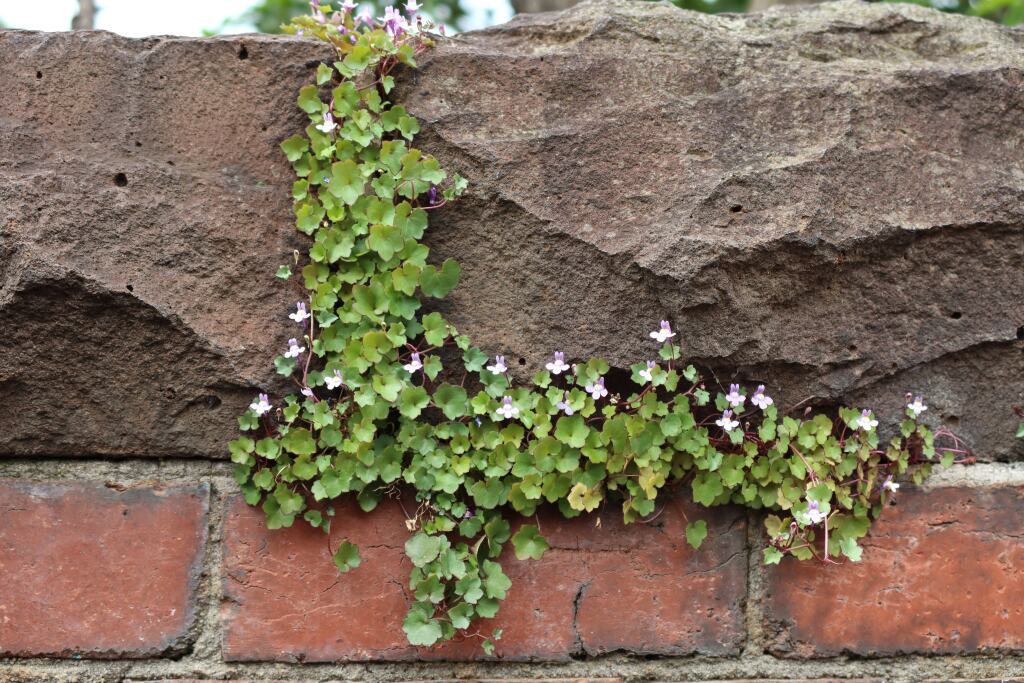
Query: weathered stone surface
xmin=1 ymin=0 xmax=1021 ymax=458
xmin=221 ymin=494 xmax=746 ymax=661
xmin=763 ymin=486 xmax=1024 ymax=656
xmin=0 ymin=480 xmax=209 ymax=657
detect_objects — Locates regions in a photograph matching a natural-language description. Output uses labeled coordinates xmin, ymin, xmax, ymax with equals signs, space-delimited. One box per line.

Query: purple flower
xmin=284 ymin=337 xmax=306 ymax=359
xmin=495 ymin=396 xmax=519 ymax=420
xmin=806 ymin=499 xmax=827 ymax=525
xmin=907 ymin=395 xmax=927 ymax=418
xmin=638 ymin=360 xmax=655 ymax=383
xmin=380 ymin=5 xmax=408 ymax=37
xmin=427 ymin=186 xmax=439 ymax=205
xmin=545 ymin=351 xmax=570 ymax=375
xmin=585 ymin=376 xmax=608 ymax=400
xmin=324 ymin=369 xmax=344 ymax=390
xmin=857 ymin=409 xmax=878 ymax=432
xmin=355 ymin=8 xmax=373 ymax=26
xmin=249 ymin=393 xmax=272 ymax=416
xmin=486 ymin=355 xmax=507 ymax=374
xmin=556 ymin=391 xmax=574 ymax=416
xmin=301 ymin=387 xmax=314 ymax=398
xmin=715 ymin=409 xmax=739 ymax=432
xmin=464 ymin=508 xmax=476 ymax=519
xmin=349 ymin=34 xmax=357 ymax=44
xmin=341 ymin=0 xmax=357 ymax=12
xmin=315 ymin=110 xmax=337 ymax=134
xmin=751 ymin=385 xmax=773 ymax=411
xmin=403 ymin=352 xmax=423 ymax=374
xmin=649 ymin=319 xmax=676 ymax=343
xmin=289 ymin=301 xmax=311 ymax=323
xmin=309 ymin=1 xmax=327 ymax=22
xmin=725 ymin=383 xmax=745 ymax=408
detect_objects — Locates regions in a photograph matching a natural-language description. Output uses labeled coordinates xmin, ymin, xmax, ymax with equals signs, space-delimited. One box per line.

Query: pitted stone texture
xmin=221 ymin=496 xmax=746 ymax=661
xmin=0 ymin=480 xmax=209 ymax=658
xmin=764 ymin=487 xmax=1024 ymax=656
xmin=1 ymin=0 xmax=1022 ymax=459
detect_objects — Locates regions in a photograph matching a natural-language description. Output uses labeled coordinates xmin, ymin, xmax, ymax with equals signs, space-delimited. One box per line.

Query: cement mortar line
xmin=5 ymin=652 xmax=1024 ymax=683
xmin=1 ymin=458 xmax=1023 ymax=488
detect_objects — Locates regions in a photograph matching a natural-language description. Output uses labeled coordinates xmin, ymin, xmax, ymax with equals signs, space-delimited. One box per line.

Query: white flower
xmin=315 ymin=111 xmax=337 ymax=134
xmin=907 ymin=396 xmax=927 ymax=418
xmin=403 ymin=352 xmax=423 ymax=374
xmin=324 ymin=369 xmax=344 ymax=390
xmin=289 ymin=302 xmax=311 ymax=323
xmin=585 ymin=376 xmax=608 ymax=400
xmin=486 ymin=355 xmax=508 ymax=374
xmin=806 ymin=500 xmax=827 ymax=525
xmin=882 ymin=477 xmax=900 ymax=493
xmin=249 ymin=393 xmax=272 ymax=416
xmin=725 ymin=383 xmax=745 ymax=408
xmin=857 ymin=409 xmax=878 ymax=432
xmin=649 ymin=319 xmax=675 ymax=343
xmin=284 ymin=337 xmax=305 ymax=359
xmin=495 ymin=396 xmax=519 ymax=420
xmin=638 ymin=360 xmax=655 ymax=384
xmin=301 ymin=387 xmax=314 ymax=398
xmin=751 ymin=384 xmax=773 ymax=411
xmin=545 ymin=351 xmax=570 ymax=375
xmin=715 ymin=409 xmax=739 ymax=432
xmin=556 ymin=391 xmax=574 ymax=416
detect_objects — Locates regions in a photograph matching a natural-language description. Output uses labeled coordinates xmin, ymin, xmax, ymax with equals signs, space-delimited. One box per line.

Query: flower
xmin=405 ymin=0 xmax=421 ymax=13
xmin=315 ymin=111 xmax=337 ymax=134
xmin=649 ymin=319 xmax=676 ymax=343
xmin=355 ymin=8 xmax=374 ymax=25
xmin=341 ymin=0 xmax=357 ymax=12
xmin=806 ymin=499 xmax=827 ymax=525
xmin=725 ymin=383 xmax=745 ymax=408
xmin=349 ymin=34 xmax=358 ymax=43
xmin=427 ymin=186 xmax=439 ymax=205
xmin=309 ymin=1 xmax=327 ymax=22
xmin=907 ymin=395 xmax=927 ymax=418
xmin=380 ymin=5 xmax=408 ymax=36
xmin=638 ymin=360 xmax=655 ymax=383
xmin=751 ymin=385 xmax=773 ymax=411
xmin=284 ymin=337 xmax=306 ymax=359
xmin=324 ymin=369 xmax=344 ymax=390
xmin=486 ymin=355 xmax=508 ymax=374
xmin=289 ymin=301 xmax=311 ymax=323
xmin=715 ymin=409 xmax=739 ymax=432
xmin=403 ymin=352 xmax=423 ymax=374
xmin=857 ymin=408 xmax=878 ymax=431
xmin=249 ymin=393 xmax=272 ymax=416
xmin=585 ymin=376 xmax=608 ymax=400
xmin=556 ymin=391 xmax=574 ymax=416
xmin=301 ymin=387 xmax=314 ymax=398
xmin=495 ymin=396 xmax=519 ymax=420
xmin=882 ymin=477 xmax=900 ymax=493
xmin=545 ymin=351 xmax=570 ymax=375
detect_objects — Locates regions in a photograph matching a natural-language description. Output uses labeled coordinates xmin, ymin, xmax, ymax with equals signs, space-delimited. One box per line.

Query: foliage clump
xmin=231 ymin=1 xmax=965 ymax=652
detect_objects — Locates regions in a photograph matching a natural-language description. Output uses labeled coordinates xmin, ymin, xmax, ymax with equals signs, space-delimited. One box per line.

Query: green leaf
xmin=281 ymin=428 xmax=316 ymax=456
xmin=367 ymin=223 xmax=405 ymax=261
xmin=333 ymin=541 xmax=361 ymax=572
xmin=398 ymin=385 xmax=430 ymax=419
xmin=433 ymin=384 xmax=469 ymax=420
xmin=448 ymin=602 xmax=474 ymax=629
xmin=511 ymin=524 xmax=549 ymax=560
xmin=327 ymin=159 xmax=364 ymax=206
xmin=420 ymin=259 xmax=461 ymax=298
xmin=554 ymin=415 xmax=588 ymax=449
xmin=402 ymin=606 xmax=443 ymax=646
xmin=405 ymin=532 xmax=443 ymax=567
xmin=281 ymin=135 xmax=309 ymax=162
xmin=685 ymin=520 xmax=708 ymax=549
xmin=275 ymin=265 xmax=292 ymax=279
xmin=482 ymin=559 xmax=512 ymax=600
xmin=764 ymin=547 xmax=784 ymax=565
xmin=297 ymin=84 xmax=322 ymax=114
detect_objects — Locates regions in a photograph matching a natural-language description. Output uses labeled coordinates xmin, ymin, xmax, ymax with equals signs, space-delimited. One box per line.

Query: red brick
xmin=764 ymin=486 xmax=1024 ymax=656
xmin=221 ymin=495 xmax=746 ymax=661
xmin=0 ymin=480 xmax=209 ymax=657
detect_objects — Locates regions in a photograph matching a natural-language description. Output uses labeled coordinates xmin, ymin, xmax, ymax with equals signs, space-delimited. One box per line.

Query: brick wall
xmin=1 ymin=460 xmax=1023 ymax=682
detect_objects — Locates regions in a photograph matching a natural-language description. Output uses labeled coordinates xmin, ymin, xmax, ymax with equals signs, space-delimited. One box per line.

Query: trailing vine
xmin=230 ymin=1 xmax=969 ymax=653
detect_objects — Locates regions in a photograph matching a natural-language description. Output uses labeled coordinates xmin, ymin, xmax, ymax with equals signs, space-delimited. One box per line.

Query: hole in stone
xmin=848 ymin=344 xmax=857 ymax=352
xmin=167 ymin=160 xmax=175 ymax=166
xmin=135 ymin=141 xmax=142 ymax=148
xmin=238 ymin=45 xmax=249 ymax=60
xmin=126 ymin=284 xmax=134 ymax=292
xmin=122 ymin=509 xmax=129 ymax=517
xmin=518 ymin=357 xmax=526 ymax=366
xmin=730 ymin=204 xmax=743 ymax=213
xmin=950 ymin=311 xmax=962 ymax=320
xmin=1017 ymin=326 xmax=1023 ymax=340
xmin=35 ymin=70 xmax=43 ymax=79
xmin=114 ymin=173 xmax=128 ymax=187
xmin=204 ymin=395 xmax=222 ymax=409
